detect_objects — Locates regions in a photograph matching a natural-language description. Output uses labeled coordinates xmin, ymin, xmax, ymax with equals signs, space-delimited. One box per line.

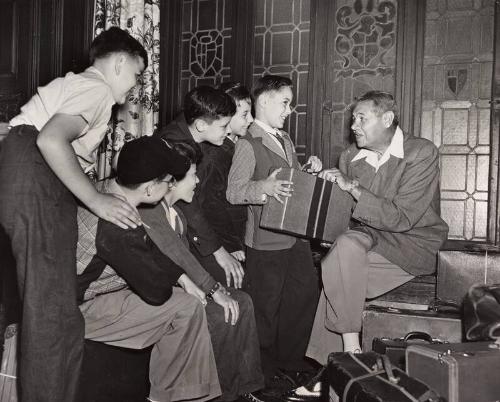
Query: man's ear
xmin=382 ymin=111 xmax=395 ymax=128
xmin=194 ymin=118 xmax=208 ymax=133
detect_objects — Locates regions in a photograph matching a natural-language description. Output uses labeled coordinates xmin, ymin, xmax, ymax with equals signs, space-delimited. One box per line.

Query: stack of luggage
xmin=327 ymin=249 xmax=500 ymax=402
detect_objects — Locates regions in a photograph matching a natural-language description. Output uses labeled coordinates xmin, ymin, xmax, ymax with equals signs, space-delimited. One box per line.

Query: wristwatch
xmin=207 ymin=282 xmax=222 ymax=299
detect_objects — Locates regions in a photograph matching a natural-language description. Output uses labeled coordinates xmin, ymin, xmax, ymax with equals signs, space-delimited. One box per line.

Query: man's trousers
xmin=80 ymin=288 xmax=221 ymax=402
xmin=307 ymin=230 xmax=414 ymax=364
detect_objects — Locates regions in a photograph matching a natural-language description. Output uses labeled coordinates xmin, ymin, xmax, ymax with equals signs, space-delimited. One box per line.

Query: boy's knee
xmin=232 ymin=290 xmax=253 ymax=316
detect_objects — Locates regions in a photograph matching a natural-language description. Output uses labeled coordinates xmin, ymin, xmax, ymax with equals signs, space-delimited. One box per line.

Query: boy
xmin=139 ymin=140 xmax=265 ymax=402
xmin=227 ymin=75 xmax=322 ymax=396
xmin=155 ymin=89 xmax=265 ymax=401
xmin=155 ymin=86 xmax=244 ymax=288
xmin=0 ymin=27 xmax=145 ymax=401
xmin=77 ymin=136 xmax=221 ymax=402
xmin=195 ymin=82 xmax=253 ymax=274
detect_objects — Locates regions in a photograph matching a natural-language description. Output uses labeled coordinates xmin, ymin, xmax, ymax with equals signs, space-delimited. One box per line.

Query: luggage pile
xmin=328 ymin=249 xmax=500 ymax=402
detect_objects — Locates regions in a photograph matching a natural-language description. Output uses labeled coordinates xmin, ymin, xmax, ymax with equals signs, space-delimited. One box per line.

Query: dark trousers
xmin=0 ymin=126 xmax=84 ymax=402
xmin=245 ymin=240 xmax=320 ymax=381
xmin=206 ymin=289 xmax=264 ymax=401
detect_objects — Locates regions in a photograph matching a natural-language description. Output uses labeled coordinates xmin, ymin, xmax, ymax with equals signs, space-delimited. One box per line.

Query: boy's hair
xmin=352 ymin=91 xmax=399 ymax=127
xmin=253 ymin=75 xmax=292 ymax=101
xmin=219 ymin=82 xmax=252 ymax=104
xmin=90 ymin=27 xmax=148 ymax=69
xmin=184 ymin=86 xmax=236 ymax=125
xmin=168 ymin=140 xmax=203 ymax=181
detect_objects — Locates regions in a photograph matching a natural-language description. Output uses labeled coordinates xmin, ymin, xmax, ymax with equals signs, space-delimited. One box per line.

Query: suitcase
xmin=406 ymin=341 xmax=500 ymax=402
xmin=372 ymin=331 xmax=444 ymax=369
xmin=327 ymin=351 xmax=442 ymax=402
xmin=260 ymin=168 xmax=352 ymax=242
xmin=362 ymin=306 xmax=463 ymax=352
xmin=437 ymin=250 xmax=500 ymax=305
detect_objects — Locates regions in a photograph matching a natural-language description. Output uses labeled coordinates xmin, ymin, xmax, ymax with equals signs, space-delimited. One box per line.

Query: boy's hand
xmin=231 ymin=250 xmax=246 ymax=262
xmin=304 ymin=156 xmax=322 ymax=173
xmin=178 ymin=274 xmax=207 ymax=305
xmin=212 ymin=288 xmax=240 ymax=325
xmin=262 ymin=168 xmax=293 ymax=204
xmin=90 ymin=192 xmax=142 ymax=229
xmin=214 ymin=246 xmax=244 ymax=289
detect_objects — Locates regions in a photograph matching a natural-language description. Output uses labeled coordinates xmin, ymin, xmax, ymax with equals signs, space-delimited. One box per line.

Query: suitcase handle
xmin=403 ymin=331 xmax=434 ymax=343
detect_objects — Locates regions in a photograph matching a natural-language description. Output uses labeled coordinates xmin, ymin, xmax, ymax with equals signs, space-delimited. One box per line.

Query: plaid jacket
xmin=76 ymin=205 xmax=184 ymax=305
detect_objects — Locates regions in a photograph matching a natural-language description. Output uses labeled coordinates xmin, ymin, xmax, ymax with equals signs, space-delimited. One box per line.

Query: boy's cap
xmin=117 ymin=136 xmax=190 ymax=185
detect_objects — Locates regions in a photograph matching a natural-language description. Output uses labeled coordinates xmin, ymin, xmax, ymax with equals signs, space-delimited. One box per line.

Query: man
xmin=77 ymin=136 xmax=221 ymax=402
xmin=227 ymin=75 xmax=322 ymax=396
xmin=307 ymin=90 xmax=449 ymax=363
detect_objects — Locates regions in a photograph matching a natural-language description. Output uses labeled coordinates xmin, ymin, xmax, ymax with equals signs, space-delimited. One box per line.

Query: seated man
xmin=139 ymin=141 xmax=265 ymax=402
xmin=76 ymin=136 xmax=221 ymax=402
xmin=306 ymin=90 xmax=448 ymax=364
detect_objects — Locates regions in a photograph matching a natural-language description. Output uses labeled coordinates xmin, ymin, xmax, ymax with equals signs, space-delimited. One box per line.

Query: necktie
xmin=271 ymin=132 xmax=287 ymax=157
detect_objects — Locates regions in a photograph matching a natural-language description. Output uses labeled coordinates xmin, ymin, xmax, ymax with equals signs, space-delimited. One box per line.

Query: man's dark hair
xmin=252 ymin=75 xmax=293 ymax=101
xmin=168 ymin=140 xmax=203 ymax=181
xmin=183 ymin=86 xmax=236 ymax=125
xmin=353 ymin=91 xmax=399 ymax=127
xmin=89 ymin=27 xmax=148 ymax=69
xmin=219 ymin=82 xmax=252 ymax=104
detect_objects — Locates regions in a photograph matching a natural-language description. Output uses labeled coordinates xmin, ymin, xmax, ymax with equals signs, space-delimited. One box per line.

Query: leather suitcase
xmin=406 ymin=341 xmax=500 ymax=402
xmin=327 ymin=351 xmax=442 ymax=402
xmin=362 ymin=306 xmax=463 ymax=352
xmin=372 ymin=331 xmax=444 ymax=369
xmin=260 ymin=168 xmax=352 ymax=242
xmin=437 ymin=250 xmax=500 ymax=305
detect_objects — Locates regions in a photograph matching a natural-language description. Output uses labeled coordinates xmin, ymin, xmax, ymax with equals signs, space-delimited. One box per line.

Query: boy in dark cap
xmin=77 ymin=136 xmax=221 ymax=402
xmin=0 ymin=27 xmax=146 ymax=401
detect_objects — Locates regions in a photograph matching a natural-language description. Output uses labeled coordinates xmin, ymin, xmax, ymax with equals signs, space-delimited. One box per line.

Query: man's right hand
xmin=262 ymin=168 xmax=293 ymax=204
xmin=89 ymin=192 xmax=142 ymax=229
xmin=213 ymin=246 xmax=244 ymax=288
xmin=212 ymin=288 xmax=240 ymax=325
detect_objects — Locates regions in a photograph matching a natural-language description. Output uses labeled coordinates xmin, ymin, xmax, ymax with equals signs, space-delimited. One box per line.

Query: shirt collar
xmin=351 ymin=126 xmax=404 ymax=171
xmin=254 ymin=119 xmax=282 ymax=137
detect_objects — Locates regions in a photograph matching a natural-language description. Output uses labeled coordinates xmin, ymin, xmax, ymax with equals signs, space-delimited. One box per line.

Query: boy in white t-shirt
xmin=0 ymin=27 xmax=146 ymax=402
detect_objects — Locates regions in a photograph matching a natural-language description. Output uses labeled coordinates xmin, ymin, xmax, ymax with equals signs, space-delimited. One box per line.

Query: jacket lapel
xmin=248 ymin=123 xmax=289 ymax=164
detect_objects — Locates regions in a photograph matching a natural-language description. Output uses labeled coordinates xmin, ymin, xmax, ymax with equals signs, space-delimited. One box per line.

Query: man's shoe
xmin=278 ymin=369 xmax=317 ymax=387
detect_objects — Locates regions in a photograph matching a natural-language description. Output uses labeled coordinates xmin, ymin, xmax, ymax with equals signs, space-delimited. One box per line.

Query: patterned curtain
xmin=93 ymin=0 xmax=160 ymax=179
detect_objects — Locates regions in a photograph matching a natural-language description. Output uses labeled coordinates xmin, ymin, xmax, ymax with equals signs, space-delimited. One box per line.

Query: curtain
xmin=93 ymin=0 xmax=160 ymax=179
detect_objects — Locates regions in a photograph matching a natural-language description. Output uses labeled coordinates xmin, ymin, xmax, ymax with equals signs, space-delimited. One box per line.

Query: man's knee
xmin=231 ymin=290 xmax=253 ymax=317
xmin=334 ymin=230 xmax=372 ymax=252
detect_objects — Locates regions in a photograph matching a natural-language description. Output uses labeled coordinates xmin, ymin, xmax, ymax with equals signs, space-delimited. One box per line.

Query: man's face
xmin=351 ymin=100 xmax=387 ymax=150
xmin=230 ymin=99 xmax=253 ymax=137
xmin=112 ymin=54 xmax=145 ymax=105
xmin=261 ymin=86 xmax=293 ymax=129
xmin=202 ymin=115 xmax=232 ymax=145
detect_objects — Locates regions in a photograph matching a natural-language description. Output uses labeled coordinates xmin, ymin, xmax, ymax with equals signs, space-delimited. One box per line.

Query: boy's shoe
xmin=239 ymin=390 xmax=279 ymax=402
xmin=281 ymin=366 xmax=326 ymax=402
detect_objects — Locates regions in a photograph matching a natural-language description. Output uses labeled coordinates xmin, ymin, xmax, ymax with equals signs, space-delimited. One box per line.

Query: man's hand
xmin=89 ymin=192 xmax=142 ymax=229
xmin=212 ymin=288 xmax=240 ymax=325
xmin=178 ymin=274 xmax=207 ymax=306
xmin=303 ymin=156 xmax=322 ymax=173
xmin=231 ymin=250 xmax=246 ymax=262
xmin=319 ymin=168 xmax=352 ymax=191
xmin=262 ymin=168 xmax=293 ymax=204
xmin=213 ymin=246 xmax=244 ymax=288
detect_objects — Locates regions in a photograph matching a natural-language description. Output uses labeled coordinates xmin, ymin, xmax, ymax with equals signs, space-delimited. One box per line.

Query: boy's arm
xmin=96 ymin=220 xmax=184 ymax=306
xmin=227 ymin=139 xmax=292 ymax=205
xmin=37 ymin=113 xmax=141 ymax=229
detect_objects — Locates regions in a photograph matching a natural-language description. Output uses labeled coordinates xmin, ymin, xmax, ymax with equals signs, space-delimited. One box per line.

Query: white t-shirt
xmin=10 ymin=67 xmax=116 ymax=172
